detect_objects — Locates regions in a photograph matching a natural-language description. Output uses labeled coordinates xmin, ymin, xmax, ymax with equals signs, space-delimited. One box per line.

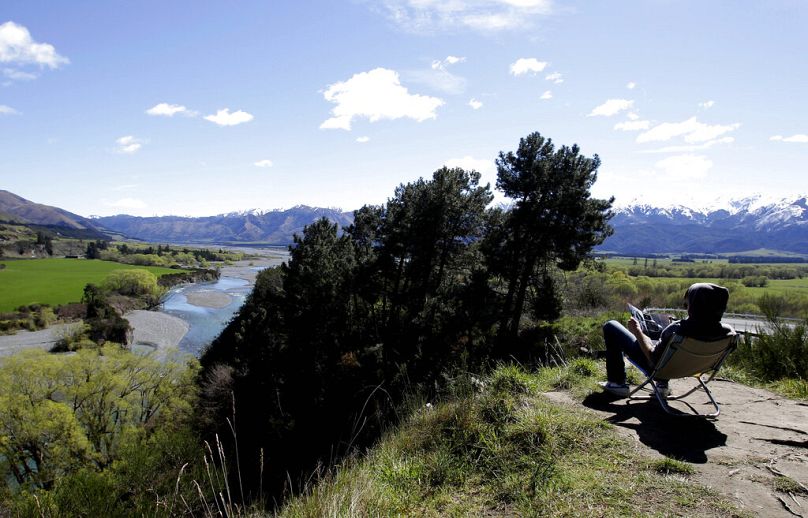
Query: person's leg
xmin=602 ymin=320 xmax=653 ymax=384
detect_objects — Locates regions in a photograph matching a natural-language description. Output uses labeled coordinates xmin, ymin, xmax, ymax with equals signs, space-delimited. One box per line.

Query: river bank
xmin=0 ymin=249 xmax=288 ymax=358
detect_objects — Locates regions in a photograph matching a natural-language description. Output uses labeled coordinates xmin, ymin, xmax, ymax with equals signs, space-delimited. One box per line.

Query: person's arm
xmin=627 ymin=317 xmax=655 ymax=362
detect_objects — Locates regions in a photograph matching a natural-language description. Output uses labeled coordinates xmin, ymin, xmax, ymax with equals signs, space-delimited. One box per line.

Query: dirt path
xmin=544 ymin=380 xmax=808 ymax=517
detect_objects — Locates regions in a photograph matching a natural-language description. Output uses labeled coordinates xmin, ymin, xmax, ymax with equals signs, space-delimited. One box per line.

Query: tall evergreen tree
xmin=491 ymin=132 xmax=614 ymax=340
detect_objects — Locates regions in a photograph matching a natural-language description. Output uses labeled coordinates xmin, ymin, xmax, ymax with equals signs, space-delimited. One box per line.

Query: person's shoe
xmin=598 ymin=381 xmax=630 ymax=398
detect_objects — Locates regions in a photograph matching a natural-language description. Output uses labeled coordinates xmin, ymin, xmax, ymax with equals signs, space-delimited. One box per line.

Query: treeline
xmin=197 ymin=132 xmax=614 ymax=501
xmin=619 ymin=262 xmax=808 ymax=280
xmin=86 ymin=240 xmax=244 ymax=267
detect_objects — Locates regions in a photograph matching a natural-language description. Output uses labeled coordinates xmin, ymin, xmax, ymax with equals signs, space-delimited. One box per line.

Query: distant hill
xmin=601 ymin=195 xmax=808 ymax=255
xmin=0 ymin=190 xmax=108 ymax=240
xmin=93 ymin=207 xmax=355 ymax=245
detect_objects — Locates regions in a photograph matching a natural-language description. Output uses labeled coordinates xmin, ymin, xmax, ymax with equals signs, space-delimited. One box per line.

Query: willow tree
xmin=491 ymin=132 xmax=614 ymax=339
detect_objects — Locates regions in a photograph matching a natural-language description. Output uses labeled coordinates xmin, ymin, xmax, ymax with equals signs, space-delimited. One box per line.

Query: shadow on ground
xmin=582 ymin=392 xmax=727 ymax=463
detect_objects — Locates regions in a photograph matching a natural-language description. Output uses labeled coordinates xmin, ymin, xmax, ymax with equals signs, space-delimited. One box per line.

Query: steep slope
xmin=0 ymin=190 xmax=108 ymax=239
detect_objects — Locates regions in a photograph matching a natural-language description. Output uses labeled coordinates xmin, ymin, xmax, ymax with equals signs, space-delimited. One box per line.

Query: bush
xmin=729 ymin=319 xmax=808 ymax=381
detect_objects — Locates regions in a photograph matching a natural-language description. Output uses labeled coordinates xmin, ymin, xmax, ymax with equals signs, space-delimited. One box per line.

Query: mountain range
xmin=3 ymin=190 xmax=808 ymax=255
xmin=602 ymin=195 xmax=808 ymax=255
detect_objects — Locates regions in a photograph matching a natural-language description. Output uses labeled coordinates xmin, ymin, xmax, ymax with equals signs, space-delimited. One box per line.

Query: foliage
xmin=728 ymin=318 xmax=808 ymax=382
xmin=0 ymin=347 xmax=201 ymax=514
xmin=101 ymin=268 xmax=165 ymax=303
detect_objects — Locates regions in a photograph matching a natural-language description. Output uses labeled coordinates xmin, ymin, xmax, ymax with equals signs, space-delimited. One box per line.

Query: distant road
xmin=645 ymin=308 xmax=799 ymax=335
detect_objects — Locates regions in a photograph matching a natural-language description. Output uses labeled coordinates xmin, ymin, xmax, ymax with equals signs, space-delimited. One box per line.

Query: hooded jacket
xmin=652 ymin=282 xmax=734 ymax=364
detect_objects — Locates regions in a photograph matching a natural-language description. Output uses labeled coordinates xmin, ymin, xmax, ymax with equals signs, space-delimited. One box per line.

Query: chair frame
xmin=627 ymin=332 xmax=738 ymax=418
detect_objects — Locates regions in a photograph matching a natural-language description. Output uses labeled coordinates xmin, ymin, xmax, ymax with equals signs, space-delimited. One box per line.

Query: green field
xmin=0 ymin=259 xmax=177 ymax=312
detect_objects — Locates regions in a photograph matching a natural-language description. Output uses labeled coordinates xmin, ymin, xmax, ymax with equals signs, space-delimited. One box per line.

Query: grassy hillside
xmin=279 ymin=363 xmax=742 ymax=517
xmin=0 ymin=258 xmax=176 ymax=312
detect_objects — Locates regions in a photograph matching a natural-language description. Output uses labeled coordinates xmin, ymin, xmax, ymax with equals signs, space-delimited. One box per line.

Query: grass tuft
xmin=650 ymin=457 xmax=696 ymax=476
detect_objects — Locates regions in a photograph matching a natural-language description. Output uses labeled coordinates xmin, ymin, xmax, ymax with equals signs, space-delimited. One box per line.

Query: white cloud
xmin=204 ymin=108 xmax=254 ymax=127
xmin=614 ymin=119 xmax=650 ymax=131
xmin=0 ymin=21 xmax=69 ymax=69
xmin=376 ymin=0 xmax=553 ymax=33
xmin=146 ymin=103 xmax=195 ymax=117
xmin=626 ymin=112 xmax=639 ymax=121
xmin=509 ymin=57 xmax=547 ymax=76
xmin=637 ymin=117 xmax=740 ymax=143
xmin=468 ymin=98 xmax=483 ymax=110
xmin=540 ymin=90 xmax=552 ymax=100
xmin=588 ymin=99 xmax=634 ymax=117
xmin=254 ymin=159 xmax=274 ymax=167
xmin=0 ymin=104 xmax=19 ymax=115
xmin=405 ymin=68 xmax=467 ymax=95
xmin=320 ymin=68 xmax=444 ymax=131
xmin=356 ymin=136 xmax=370 ymax=143
xmin=640 ymin=137 xmax=734 ymax=153
xmin=770 ymin=133 xmax=808 ymax=143
xmin=626 ymin=81 xmax=636 ymax=90
xmin=654 ymin=154 xmax=713 ymax=180
xmin=115 ymin=135 xmax=143 ymax=154
xmin=2 ymin=67 xmax=36 ymax=80
xmin=431 ymin=55 xmax=466 ymax=70
xmin=545 ymin=72 xmax=563 ymax=84
xmin=699 ymin=100 xmax=715 ymax=109
xmin=104 ymin=198 xmax=147 ymax=210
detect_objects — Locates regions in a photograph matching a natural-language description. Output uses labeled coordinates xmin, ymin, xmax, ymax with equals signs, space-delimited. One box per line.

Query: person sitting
xmin=599 ymin=282 xmax=733 ymax=397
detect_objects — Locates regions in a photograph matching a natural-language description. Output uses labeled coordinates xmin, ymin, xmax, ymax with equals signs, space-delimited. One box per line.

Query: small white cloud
xmin=405 ymin=68 xmax=467 ymax=95
xmin=254 ymin=159 xmax=274 ymax=167
xmin=205 ymin=108 xmax=254 ymax=127
xmin=432 ymin=55 xmax=466 ymax=70
xmin=614 ymin=120 xmax=650 ymax=131
xmin=115 ymin=135 xmax=143 ymax=154
xmin=2 ymin=67 xmax=36 ymax=80
xmin=770 ymin=133 xmax=808 ymax=143
xmin=468 ymin=98 xmax=483 ymax=110
xmin=654 ymin=154 xmax=713 ymax=180
xmin=0 ymin=104 xmax=19 ymax=115
xmin=626 ymin=112 xmax=640 ymax=121
xmin=588 ymin=99 xmax=634 ymax=117
xmin=545 ymin=72 xmax=563 ymax=84
xmin=0 ymin=21 xmax=69 ymax=69
xmin=540 ymin=90 xmax=552 ymax=100
xmin=356 ymin=136 xmax=370 ymax=143
xmin=146 ymin=103 xmax=195 ymax=117
xmin=626 ymin=81 xmax=636 ymax=90
xmin=320 ymin=68 xmax=444 ymax=131
xmin=637 ymin=117 xmax=740 ymax=143
xmin=104 ymin=198 xmax=147 ymax=210
xmin=641 ymin=137 xmax=734 ymax=153
xmin=698 ymin=100 xmax=715 ymax=109
xmin=509 ymin=58 xmax=547 ymax=76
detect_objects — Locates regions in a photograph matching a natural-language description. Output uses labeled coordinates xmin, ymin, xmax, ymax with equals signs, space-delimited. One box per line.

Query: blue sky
xmin=1 ymin=0 xmax=806 ymax=217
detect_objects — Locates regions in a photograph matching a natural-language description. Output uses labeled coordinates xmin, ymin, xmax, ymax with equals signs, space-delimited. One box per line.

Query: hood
xmin=685 ymin=283 xmax=729 ymax=322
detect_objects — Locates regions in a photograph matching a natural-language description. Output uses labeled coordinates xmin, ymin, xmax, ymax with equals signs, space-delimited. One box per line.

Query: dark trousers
xmin=602 ymin=320 xmax=654 ymax=384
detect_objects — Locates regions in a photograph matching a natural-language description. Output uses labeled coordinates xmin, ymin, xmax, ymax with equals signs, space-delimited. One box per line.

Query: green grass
xmin=0 ymin=259 xmax=177 ymax=312
xmin=278 ymin=364 xmax=743 ymax=517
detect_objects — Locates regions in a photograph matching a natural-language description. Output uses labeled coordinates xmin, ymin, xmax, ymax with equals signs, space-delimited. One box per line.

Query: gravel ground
xmin=185 ymin=291 xmax=232 ymax=308
xmin=0 ymin=323 xmax=77 ymax=357
xmin=125 ymin=310 xmax=189 ymax=353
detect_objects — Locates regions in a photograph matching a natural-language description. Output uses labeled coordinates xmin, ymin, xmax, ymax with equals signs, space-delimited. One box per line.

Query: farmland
xmin=0 ymin=258 xmax=177 ymax=312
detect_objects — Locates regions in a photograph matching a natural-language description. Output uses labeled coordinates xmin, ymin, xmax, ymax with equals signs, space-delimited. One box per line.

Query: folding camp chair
xmin=627 ymin=331 xmax=738 ymax=418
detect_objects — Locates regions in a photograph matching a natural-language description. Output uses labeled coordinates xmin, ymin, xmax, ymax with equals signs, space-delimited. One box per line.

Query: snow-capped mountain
xmin=602 ymin=195 xmax=808 ymax=255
